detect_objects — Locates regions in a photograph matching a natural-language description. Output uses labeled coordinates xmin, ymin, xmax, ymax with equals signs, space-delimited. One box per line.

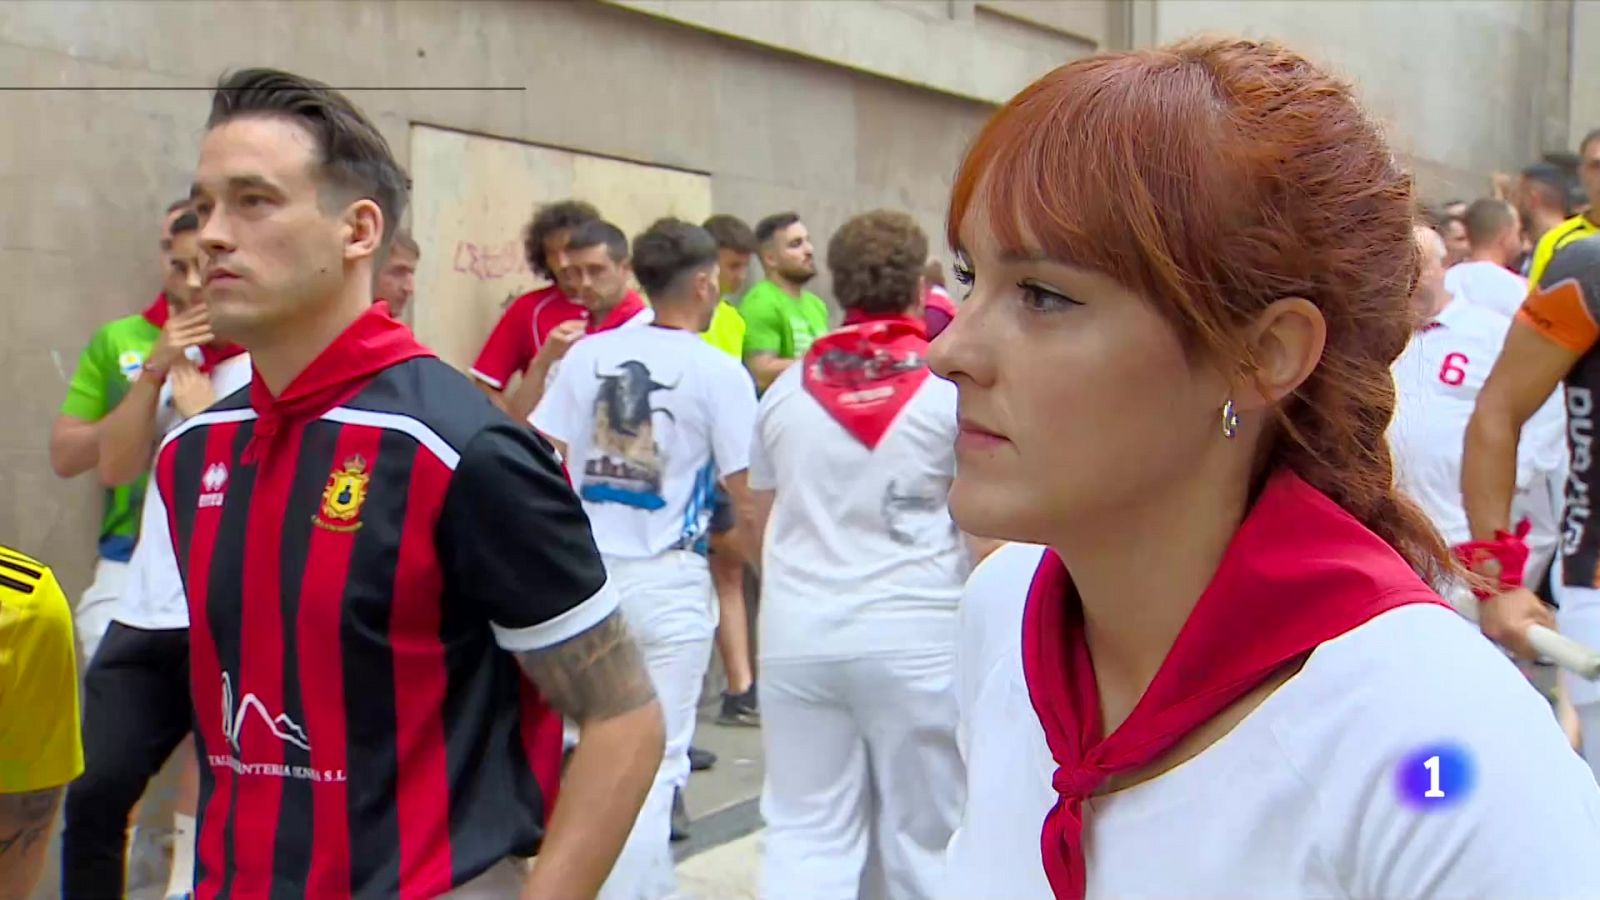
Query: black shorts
xmin=710 ymin=485 xmax=734 ymax=535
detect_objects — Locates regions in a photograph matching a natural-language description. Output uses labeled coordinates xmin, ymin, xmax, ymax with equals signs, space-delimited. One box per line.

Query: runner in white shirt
xmin=1443 ymin=197 xmax=1530 ymax=319
xmin=532 ymin=218 xmax=757 ymax=900
xmin=932 ymin=39 xmax=1600 ymax=898
xmin=62 ymin=212 xmax=255 ymax=900
xmin=1390 ymin=225 xmax=1567 ymax=598
xmin=748 ymin=211 xmax=993 ymax=900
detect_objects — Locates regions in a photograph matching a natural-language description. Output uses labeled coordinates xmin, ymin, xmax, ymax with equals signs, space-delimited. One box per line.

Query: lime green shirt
xmin=740 ymin=279 xmax=830 ymax=361
xmin=703 ymin=300 xmax=747 ymax=360
xmin=59 ymin=314 xmax=161 ymax=560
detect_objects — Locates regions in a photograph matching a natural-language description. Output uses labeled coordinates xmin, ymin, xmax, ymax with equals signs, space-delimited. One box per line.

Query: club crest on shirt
xmin=314 ymin=455 xmax=369 ymax=533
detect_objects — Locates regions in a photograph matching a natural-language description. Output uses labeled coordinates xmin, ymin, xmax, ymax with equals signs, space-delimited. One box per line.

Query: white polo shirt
xmin=944 ymin=543 xmax=1600 ymax=899
xmin=114 ymin=354 xmax=252 ymax=631
xmin=1444 ymin=259 xmax=1530 ymax=319
xmin=1389 ymin=298 xmax=1567 ymax=582
xmin=747 ymin=364 xmax=969 ymax=662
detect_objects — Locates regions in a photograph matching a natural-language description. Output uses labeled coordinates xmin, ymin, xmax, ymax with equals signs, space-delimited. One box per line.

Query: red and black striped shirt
xmin=152 ymin=306 xmax=614 ymax=897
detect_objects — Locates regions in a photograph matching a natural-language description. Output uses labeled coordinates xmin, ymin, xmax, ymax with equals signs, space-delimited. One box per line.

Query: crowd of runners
xmin=7 ymin=32 xmax=1600 ymax=900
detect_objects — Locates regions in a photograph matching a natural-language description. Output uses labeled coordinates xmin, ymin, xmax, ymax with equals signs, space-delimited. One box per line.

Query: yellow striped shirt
xmin=0 ymin=546 xmax=83 ymax=792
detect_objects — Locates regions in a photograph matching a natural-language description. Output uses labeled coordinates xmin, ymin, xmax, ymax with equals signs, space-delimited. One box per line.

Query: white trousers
xmin=598 ymin=552 xmax=715 ymax=900
xmin=759 ymin=649 xmax=963 ymax=900
xmin=76 ymin=557 xmax=129 ymax=662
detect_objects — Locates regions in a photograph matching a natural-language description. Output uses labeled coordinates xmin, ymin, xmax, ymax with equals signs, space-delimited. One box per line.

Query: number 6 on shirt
xmin=1438 ymin=352 xmax=1469 ymax=386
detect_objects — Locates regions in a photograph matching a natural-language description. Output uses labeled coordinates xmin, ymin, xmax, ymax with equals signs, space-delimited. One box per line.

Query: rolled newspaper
xmin=1527 ymin=624 xmax=1600 ymax=680
xmin=1422 ymin=583 xmax=1597 ymax=678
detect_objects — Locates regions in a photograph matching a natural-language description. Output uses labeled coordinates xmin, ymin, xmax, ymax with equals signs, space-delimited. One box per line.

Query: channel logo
xmin=1394 ymin=741 xmax=1476 ymax=810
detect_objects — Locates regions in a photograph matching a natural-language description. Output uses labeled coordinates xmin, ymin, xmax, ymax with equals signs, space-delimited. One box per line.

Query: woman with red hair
xmin=932 ymin=38 xmax=1600 ymax=898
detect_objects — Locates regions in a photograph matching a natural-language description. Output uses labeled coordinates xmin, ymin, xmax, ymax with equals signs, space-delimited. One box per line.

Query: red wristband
xmin=1452 ymin=519 xmax=1532 ymax=601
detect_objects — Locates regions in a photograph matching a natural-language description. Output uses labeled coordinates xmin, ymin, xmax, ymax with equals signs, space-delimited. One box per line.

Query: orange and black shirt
xmin=1517 ymin=235 xmax=1600 ymax=587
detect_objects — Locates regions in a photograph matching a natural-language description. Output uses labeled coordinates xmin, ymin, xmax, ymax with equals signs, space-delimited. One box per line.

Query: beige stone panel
xmin=408 ymin=126 xmax=712 ymax=374
xmin=573 ymin=155 xmax=713 ymax=246
xmin=408 ymin=125 xmax=576 ymax=373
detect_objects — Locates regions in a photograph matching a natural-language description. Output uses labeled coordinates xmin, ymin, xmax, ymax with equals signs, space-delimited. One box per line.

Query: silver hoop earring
xmin=1221 ymin=399 xmax=1240 ymax=440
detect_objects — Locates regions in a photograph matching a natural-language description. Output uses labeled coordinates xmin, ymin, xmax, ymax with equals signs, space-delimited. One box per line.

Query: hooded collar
xmin=242 ymin=302 xmax=434 ymax=463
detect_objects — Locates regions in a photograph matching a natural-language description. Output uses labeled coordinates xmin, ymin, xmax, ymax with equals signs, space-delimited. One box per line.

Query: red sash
xmin=1021 ymin=469 xmax=1447 ymax=898
xmin=801 ymin=312 xmax=931 ymax=449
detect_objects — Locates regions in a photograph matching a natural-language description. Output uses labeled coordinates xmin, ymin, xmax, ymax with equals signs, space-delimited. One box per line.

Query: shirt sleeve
xmin=0 ymin=553 xmax=83 ymax=792
xmin=528 ymin=346 xmax=586 ymax=447
xmin=126 ymin=468 xmax=188 ymax=628
xmin=470 ymin=298 xmax=533 ymax=390
xmin=1516 ymin=238 xmax=1600 ymax=355
xmin=741 ymin=290 xmax=783 ymax=357
xmin=59 ymin=327 xmax=112 ymax=421
xmin=437 ymin=423 xmax=615 ymax=652
xmin=709 ymin=360 xmax=758 ymax=479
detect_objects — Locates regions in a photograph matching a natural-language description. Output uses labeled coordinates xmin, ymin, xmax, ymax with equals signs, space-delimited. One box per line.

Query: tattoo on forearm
xmin=515 ymin=611 xmax=657 ymax=722
xmin=0 ymin=788 xmax=61 ymax=859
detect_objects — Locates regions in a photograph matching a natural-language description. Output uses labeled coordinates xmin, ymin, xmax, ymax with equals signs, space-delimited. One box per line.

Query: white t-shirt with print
xmin=532 ymin=325 xmax=757 ymax=561
xmin=1444 ymin=259 xmax=1530 ymax=319
xmin=1389 ymin=299 xmax=1568 ymax=585
xmin=115 ymin=354 xmax=253 ymax=630
xmin=944 ymin=543 xmax=1600 ymax=900
xmin=748 ymin=365 xmax=969 ymax=662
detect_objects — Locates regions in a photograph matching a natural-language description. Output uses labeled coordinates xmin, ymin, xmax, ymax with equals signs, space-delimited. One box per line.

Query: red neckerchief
xmin=143 ymin=293 xmax=170 ymax=328
xmin=801 ymin=311 xmax=931 ymax=449
xmin=588 ymin=291 xmax=648 ymax=333
xmin=242 ymin=302 xmax=435 ymax=463
xmin=1022 ymin=469 xmax=1446 ymax=898
xmin=197 ymin=342 xmax=247 ymax=375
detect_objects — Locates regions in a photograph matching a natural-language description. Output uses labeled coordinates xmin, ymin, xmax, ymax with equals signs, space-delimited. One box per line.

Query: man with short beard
xmin=741 ymin=212 xmax=830 ymax=391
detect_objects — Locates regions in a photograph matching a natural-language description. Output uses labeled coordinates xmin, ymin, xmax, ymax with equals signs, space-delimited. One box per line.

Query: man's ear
xmin=343 ymin=198 xmax=383 ymax=263
xmin=1231 ymin=296 xmax=1326 ymax=413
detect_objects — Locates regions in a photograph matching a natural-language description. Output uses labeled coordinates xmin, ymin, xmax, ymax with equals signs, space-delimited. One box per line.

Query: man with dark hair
xmin=532 ymin=218 xmax=758 ymax=900
xmin=748 ymin=210 xmax=985 ymax=898
xmin=1526 ymin=131 xmax=1600 ymax=286
xmin=471 ymin=200 xmax=599 ymax=413
xmin=696 ymin=214 xmax=760 ymax=733
xmin=699 ymin=214 xmax=754 ymax=360
xmin=1519 ymin=162 xmax=1581 ymax=251
xmin=161 ymin=67 xmax=662 ymax=897
xmin=49 ymin=199 xmax=195 ymax=663
xmin=742 ymin=212 xmax=830 ymax=391
xmin=1445 ymin=198 xmax=1529 ymax=318
xmin=500 ymin=219 xmax=653 ymax=420
xmin=373 ymin=227 xmax=419 ymax=318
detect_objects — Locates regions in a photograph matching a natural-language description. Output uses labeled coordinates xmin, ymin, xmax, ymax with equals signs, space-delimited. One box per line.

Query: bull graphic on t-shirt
xmin=581 ymin=359 xmax=679 ymax=511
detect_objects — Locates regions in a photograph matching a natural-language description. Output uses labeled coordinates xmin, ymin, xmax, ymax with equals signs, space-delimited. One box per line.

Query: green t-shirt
xmin=740 ymin=279 xmax=830 ymax=361
xmin=60 ymin=313 xmax=161 ymax=560
xmin=703 ymin=299 xmax=747 ymax=360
